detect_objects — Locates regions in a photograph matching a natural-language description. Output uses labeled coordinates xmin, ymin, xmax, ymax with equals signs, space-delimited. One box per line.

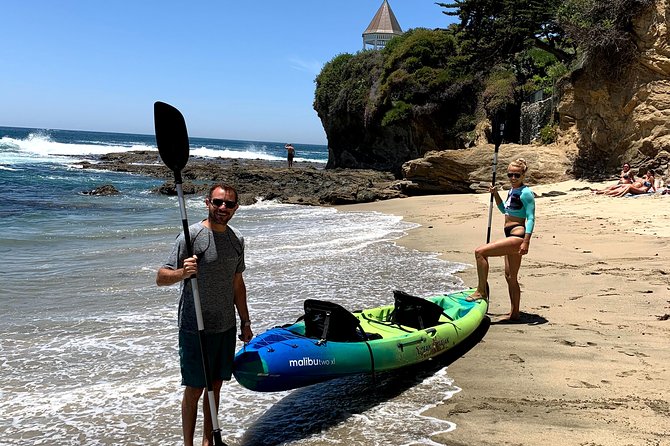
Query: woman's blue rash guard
xmin=497 ymin=185 xmax=536 ymax=234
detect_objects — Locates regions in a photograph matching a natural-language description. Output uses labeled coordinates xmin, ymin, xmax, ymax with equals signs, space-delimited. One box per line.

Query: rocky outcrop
xmin=315 ymin=29 xmax=476 ymax=175
xmin=80 ymin=184 xmax=120 ymax=196
xmin=558 ymin=0 xmax=670 ymax=177
xmin=400 ymin=143 xmax=574 ymax=194
xmin=76 ymin=152 xmax=405 ymax=206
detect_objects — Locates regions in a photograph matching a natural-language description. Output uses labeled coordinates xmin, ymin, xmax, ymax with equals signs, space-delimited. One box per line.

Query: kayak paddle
xmin=486 ymin=110 xmax=505 ymax=244
xmin=484 ymin=110 xmax=506 ymax=299
xmin=154 ymin=101 xmax=228 ymax=446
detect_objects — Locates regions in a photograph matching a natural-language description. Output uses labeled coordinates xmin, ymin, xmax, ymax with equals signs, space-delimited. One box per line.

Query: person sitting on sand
xmin=620 ymin=163 xmax=635 ymax=183
xmin=593 ymin=163 xmax=634 ymax=194
xmin=608 ymin=169 xmax=655 ymax=197
xmin=468 ymin=158 xmax=536 ymax=322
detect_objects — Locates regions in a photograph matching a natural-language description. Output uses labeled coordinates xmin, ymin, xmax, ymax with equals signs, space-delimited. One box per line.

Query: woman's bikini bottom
xmin=504 ymin=223 xmax=525 ymax=238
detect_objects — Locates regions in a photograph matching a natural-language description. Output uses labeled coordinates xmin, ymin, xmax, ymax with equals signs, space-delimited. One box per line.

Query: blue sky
xmin=1 ymin=1 xmax=456 ymax=145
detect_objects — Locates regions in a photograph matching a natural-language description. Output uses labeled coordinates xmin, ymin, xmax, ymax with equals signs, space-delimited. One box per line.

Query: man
xmin=285 ymin=143 xmax=295 ymax=168
xmin=156 ymin=184 xmax=253 ymax=446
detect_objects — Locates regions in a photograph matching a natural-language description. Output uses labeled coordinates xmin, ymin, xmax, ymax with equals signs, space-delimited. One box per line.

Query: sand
xmin=340 ymin=180 xmax=670 ymax=446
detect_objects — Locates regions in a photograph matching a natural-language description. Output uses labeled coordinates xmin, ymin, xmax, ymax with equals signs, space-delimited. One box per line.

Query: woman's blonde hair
xmin=509 ymin=158 xmax=528 ymax=173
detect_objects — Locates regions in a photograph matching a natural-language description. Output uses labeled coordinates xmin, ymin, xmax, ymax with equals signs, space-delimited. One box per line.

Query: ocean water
xmin=0 ymin=126 xmax=469 ymax=446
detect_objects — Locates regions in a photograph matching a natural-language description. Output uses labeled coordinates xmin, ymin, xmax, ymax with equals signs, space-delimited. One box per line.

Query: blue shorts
xmin=179 ymin=328 xmax=236 ymax=388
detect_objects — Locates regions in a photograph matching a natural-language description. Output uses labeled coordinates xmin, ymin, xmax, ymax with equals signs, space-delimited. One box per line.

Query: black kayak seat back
xmin=303 ymin=299 xmax=367 ymax=342
xmin=391 ymin=290 xmax=446 ymax=329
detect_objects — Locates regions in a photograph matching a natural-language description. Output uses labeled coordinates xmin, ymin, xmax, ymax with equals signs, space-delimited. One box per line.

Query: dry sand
xmin=341 ymin=180 xmax=670 ymax=446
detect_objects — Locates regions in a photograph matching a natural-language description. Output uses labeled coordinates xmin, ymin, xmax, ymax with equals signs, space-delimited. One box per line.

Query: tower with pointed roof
xmin=363 ymin=0 xmax=403 ymax=50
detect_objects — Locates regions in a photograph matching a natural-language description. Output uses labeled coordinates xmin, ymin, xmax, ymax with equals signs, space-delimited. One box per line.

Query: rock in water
xmin=81 ymin=184 xmax=120 ymax=196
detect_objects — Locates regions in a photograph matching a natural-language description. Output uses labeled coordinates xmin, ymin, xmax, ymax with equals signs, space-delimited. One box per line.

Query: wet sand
xmin=340 ymin=180 xmax=670 ymax=445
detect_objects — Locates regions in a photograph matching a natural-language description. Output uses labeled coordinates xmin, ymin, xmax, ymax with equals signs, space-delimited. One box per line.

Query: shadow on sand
xmin=237 ymin=317 xmax=491 ymax=446
xmin=489 ymin=311 xmax=548 ymax=325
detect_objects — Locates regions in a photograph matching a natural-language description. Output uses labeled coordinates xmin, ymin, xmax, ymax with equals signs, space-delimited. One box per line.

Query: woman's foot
xmin=496 ymin=312 xmax=520 ymax=323
xmin=466 ymin=291 xmax=488 ymax=302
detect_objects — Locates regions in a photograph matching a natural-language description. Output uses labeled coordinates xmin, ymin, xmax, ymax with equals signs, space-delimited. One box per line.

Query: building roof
xmin=363 ymin=0 xmax=403 ymax=36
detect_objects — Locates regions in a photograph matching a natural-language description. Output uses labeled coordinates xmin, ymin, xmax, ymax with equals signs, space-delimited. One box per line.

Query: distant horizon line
xmin=0 ymin=124 xmax=328 ymax=147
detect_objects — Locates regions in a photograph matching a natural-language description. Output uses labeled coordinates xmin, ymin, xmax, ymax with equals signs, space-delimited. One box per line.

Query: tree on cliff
xmin=439 ymin=0 xmax=654 ymax=88
xmin=557 ymin=0 xmax=654 ymax=78
xmin=438 ymin=0 xmax=573 ymax=68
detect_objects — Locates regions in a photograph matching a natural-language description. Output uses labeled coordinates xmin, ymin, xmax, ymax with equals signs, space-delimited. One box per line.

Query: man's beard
xmin=209 ymin=209 xmax=231 ymax=226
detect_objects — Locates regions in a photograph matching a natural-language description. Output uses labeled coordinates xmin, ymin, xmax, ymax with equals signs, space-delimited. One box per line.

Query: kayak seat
xmin=304 ymin=299 xmax=379 ymax=342
xmin=390 ymin=290 xmax=451 ymax=329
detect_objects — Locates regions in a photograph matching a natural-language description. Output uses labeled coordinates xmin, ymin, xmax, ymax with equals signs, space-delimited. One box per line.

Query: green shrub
xmin=381 ymin=101 xmax=413 ymax=126
xmin=481 ymin=69 xmax=516 ymax=116
xmin=539 ymin=124 xmax=558 ymax=144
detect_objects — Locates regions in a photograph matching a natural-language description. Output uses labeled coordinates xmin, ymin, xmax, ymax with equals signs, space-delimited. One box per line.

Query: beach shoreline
xmin=339 ymin=180 xmax=670 ymax=445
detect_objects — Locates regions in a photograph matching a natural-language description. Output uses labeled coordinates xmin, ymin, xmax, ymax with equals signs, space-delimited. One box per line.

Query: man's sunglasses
xmin=210 ymin=198 xmax=237 ymax=208
xmin=507 ymin=172 xmax=522 ymax=178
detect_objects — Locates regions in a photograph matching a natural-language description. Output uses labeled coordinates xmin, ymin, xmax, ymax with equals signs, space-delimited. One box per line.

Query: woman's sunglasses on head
xmin=507 ymin=172 xmax=522 ymax=179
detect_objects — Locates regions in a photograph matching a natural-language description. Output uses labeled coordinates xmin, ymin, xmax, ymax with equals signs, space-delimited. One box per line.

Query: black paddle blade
xmin=154 ymin=101 xmax=190 ymax=173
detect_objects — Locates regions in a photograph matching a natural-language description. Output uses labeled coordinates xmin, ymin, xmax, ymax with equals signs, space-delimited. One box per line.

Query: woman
xmin=593 ymin=163 xmax=634 ymax=194
xmin=468 ymin=158 xmax=536 ymax=322
xmin=620 ymin=163 xmax=634 ymax=184
xmin=609 ymin=169 xmax=655 ymax=197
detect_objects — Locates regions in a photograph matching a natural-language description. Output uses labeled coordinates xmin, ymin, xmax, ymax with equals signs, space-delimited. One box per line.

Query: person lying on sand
xmin=607 ymin=169 xmax=656 ymax=197
xmin=606 ymin=169 xmax=655 ymax=197
xmin=592 ymin=163 xmax=634 ymax=194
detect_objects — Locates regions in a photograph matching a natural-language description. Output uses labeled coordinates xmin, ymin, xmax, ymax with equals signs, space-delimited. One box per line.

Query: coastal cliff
xmin=313 ymin=30 xmax=478 ymax=176
xmin=316 ymin=0 xmax=670 ymax=194
xmin=558 ymin=0 xmax=670 ymax=175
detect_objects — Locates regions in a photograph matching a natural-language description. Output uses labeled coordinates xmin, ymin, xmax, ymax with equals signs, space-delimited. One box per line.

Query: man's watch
xmin=241 ymin=320 xmax=251 ymax=327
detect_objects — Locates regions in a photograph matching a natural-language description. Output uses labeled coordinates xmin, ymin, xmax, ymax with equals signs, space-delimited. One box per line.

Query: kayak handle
xmin=397 ymin=337 xmax=426 ymax=351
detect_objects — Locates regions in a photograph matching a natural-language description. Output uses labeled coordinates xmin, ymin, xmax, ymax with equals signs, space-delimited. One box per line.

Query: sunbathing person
xmin=646 ymin=170 xmax=656 ymax=192
xmin=609 ymin=170 xmax=655 ymax=197
xmin=593 ymin=163 xmax=635 ymax=194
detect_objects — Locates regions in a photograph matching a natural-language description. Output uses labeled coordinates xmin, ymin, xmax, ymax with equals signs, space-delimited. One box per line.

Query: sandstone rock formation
xmin=401 ymin=143 xmax=574 ymax=194
xmin=558 ymin=0 xmax=670 ymax=177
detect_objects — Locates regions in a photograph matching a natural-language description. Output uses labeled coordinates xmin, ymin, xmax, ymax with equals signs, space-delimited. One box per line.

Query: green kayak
xmin=233 ymin=288 xmax=487 ymax=392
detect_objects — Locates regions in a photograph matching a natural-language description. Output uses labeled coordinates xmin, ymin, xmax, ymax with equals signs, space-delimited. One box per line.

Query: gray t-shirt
xmin=163 ymin=221 xmax=245 ymax=334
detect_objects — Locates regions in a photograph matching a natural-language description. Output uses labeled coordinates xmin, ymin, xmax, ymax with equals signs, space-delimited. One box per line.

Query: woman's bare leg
xmin=606 ymin=184 xmax=631 ymax=197
xmin=504 ymin=253 xmax=523 ymax=320
xmin=469 ymin=237 xmax=524 ymax=300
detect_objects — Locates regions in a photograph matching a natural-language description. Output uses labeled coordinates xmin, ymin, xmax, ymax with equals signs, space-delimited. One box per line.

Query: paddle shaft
xmin=486 ymin=118 xmax=505 ymax=244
